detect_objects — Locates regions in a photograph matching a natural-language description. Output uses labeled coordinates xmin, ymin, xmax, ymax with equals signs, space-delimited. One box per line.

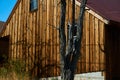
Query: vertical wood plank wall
xmin=1 ymin=0 xmax=105 ymax=77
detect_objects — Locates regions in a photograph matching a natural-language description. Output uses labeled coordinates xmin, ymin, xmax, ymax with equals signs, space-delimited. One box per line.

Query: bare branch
xmin=71 ymin=0 xmax=88 ymax=68
xmin=59 ymin=0 xmax=66 ymax=58
xmin=77 ymin=0 xmax=87 ymax=41
xmin=47 ymin=23 xmax=59 ymax=30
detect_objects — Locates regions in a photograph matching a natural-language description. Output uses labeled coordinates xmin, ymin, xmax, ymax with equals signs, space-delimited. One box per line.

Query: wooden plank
xmin=89 ymin=15 xmax=95 ymax=71
xmin=15 ymin=7 xmax=18 ymax=59
xmin=35 ymin=0 xmax=38 ymax=74
xmin=53 ymin=0 xmax=57 ymax=76
xmin=9 ymin=21 xmax=12 ymax=58
xmin=56 ymin=0 xmax=60 ymax=76
xmin=31 ymin=9 xmax=36 ymax=76
xmin=12 ymin=13 xmax=15 ymax=59
xmin=65 ymin=0 xmax=69 ymax=42
xmin=18 ymin=2 xmax=21 ymax=60
xmin=5 ymin=22 xmax=9 ymax=36
xmin=23 ymin=0 xmax=27 ymax=71
xmin=26 ymin=0 xmax=30 ymax=72
xmin=20 ymin=0 xmax=23 ymax=61
xmin=11 ymin=14 xmax=13 ymax=59
xmin=7 ymin=23 xmax=10 ymax=35
xmin=19 ymin=1 xmax=23 ymax=60
xmin=81 ymin=14 xmax=86 ymax=73
xmin=12 ymin=14 xmax=15 ymax=59
xmin=94 ymin=18 xmax=99 ymax=71
xmin=99 ymin=21 xmax=105 ymax=70
xmin=68 ymin=0 xmax=72 ymax=23
xmin=29 ymin=8 xmax=33 ymax=75
xmin=30 ymin=11 xmax=34 ymax=74
xmin=35 ymin=0 xmax=40 ymax=76
xmin=89 ymin=14 xmax=94 ymax=71
xmin=34 ymin=11 xmax=37 ymax=75
xmin=50 ymin=0 xmax=54 ymax=76
xmin=75 ymin=2 xmax=80 ymax=20
xmin=92 ymin=15 xmax=95 ymax=71
xmin=52 ymin=0 xmax=55 ymax=75
xmin=43 ymin=0 xmax=47 ymax=76
xmin=98 ymin=20 xmax=101 ymax=71
xmin=85 ymin=12 xmax=90 ymax=72
xmin=46 ymin=0 xmax=50 ymax=73
xmin=41 ymin=0 xmax=46 ymax=75
xmin=39 ymin=0 xmax=43 ymax=76
xmin=29 ymin=0 xmax=32 ymax=72
xmin=49 ymin=0 xmax=52 ymax=67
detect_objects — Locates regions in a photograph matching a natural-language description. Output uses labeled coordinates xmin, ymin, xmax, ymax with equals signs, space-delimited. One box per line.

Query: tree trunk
xmin=59 ymin=0 xmax=87 ymax=80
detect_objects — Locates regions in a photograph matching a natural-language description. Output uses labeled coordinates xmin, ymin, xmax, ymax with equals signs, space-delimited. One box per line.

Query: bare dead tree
xmin=59 ymin=0 xmax=87 ymax=80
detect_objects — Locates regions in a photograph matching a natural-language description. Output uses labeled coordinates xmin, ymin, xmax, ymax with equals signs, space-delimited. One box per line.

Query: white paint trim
xmin=75 ymin=0 xmax=109 ymax=24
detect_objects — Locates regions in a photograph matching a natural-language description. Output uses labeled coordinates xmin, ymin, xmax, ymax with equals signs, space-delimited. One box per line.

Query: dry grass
xmin=0 ymin=71 xmax=30 ymax=80
xmin=0 ymin=59 xmax=31 ymax=80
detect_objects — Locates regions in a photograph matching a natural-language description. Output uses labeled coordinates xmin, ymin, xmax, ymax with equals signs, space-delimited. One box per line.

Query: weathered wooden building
xmin=85 ymin=0 xmax=120 ymax=80
xmin=1 ymin=0 xmax=120 ymax=79
xmin=0 ymin=0 xmax=106 ymax=78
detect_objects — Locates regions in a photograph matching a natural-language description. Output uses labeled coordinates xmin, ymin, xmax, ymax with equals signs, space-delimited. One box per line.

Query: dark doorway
xmin=105 ymin=22 xmax=120 ymax=80
xmin=0 ymin=36 xmax=9 ymax=66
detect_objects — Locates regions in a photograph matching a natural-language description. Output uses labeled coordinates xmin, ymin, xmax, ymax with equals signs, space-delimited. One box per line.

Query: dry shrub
xmin=0 ymin=59 xmax=30 ymax=80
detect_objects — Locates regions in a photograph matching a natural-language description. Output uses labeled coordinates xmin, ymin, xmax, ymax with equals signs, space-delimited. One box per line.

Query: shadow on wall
xmin=10 ymin=27 xmax=60 ymax=79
